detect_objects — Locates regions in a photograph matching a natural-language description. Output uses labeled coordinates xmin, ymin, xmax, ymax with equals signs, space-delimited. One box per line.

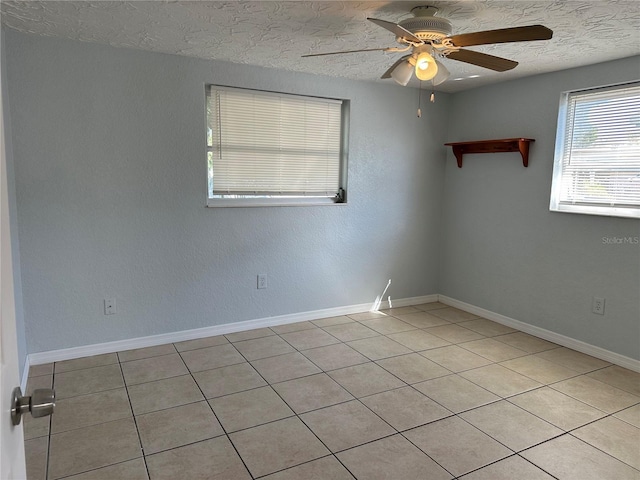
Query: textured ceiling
xmin=2 ymin=1 xmax=639 ymax=92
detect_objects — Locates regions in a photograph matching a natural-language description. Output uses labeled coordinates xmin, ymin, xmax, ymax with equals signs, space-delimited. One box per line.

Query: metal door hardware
xmin=10 ymin=387 xmax=55 ymax=426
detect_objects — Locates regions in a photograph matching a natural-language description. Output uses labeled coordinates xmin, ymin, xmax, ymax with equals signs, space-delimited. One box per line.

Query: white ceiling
xmin=2 ymin=1 xmax=639 ymax=92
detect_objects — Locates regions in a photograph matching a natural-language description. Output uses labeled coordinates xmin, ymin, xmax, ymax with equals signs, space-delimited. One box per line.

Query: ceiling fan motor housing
xmin=398 ymin=6 xmax=452 ymax=42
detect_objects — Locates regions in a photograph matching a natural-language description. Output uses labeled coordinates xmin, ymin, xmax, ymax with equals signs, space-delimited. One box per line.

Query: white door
xmin=0 ymin=57 xmax=27 ymax=479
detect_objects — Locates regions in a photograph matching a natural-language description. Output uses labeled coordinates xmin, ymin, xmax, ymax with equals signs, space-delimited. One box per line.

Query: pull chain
xmin=417 ymin=80 xmax=422 ymax=118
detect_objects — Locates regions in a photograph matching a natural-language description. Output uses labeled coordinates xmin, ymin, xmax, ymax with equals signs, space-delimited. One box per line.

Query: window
xmin=206 ymin=85 xmax=348 ymax=207
xmin=550 ymin=81 xmax=640 ymax=218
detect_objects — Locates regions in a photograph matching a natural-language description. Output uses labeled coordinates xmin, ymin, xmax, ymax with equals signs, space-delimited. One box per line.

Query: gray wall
xmin=5 ymin=30 xmax=448 ymax=354
xmin=440 ymin=57 xmax=640 ymax=360
xmin=1 ymin=26 xmax=27 ymax=376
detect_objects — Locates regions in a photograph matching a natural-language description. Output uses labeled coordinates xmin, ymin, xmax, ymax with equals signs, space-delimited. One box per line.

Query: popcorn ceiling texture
xmin=1 ymin=1 xmax=639 ymax=92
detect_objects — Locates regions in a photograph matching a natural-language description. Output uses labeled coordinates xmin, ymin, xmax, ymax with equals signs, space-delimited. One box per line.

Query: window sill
xmin=550 ymin=203 xmax=640 ymax=219
xmin=207 ymin=197 xmax=347 ymax=208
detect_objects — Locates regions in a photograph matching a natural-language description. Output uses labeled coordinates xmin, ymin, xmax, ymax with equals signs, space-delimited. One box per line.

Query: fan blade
xmin=447 ymin=49 xmax=518 ymax=72
xmin=367 ymin=17 xmax=422 ymax=44
xmin=381 ymin=55 xmax=411 ymax=79
xmin=446 ymin=25 xmax=552 ymax=48
xmin=302 ymin=47 xmax=391 ymax=58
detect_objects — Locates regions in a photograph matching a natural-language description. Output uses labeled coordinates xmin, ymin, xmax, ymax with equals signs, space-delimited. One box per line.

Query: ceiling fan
xmin=302 ymin=6 xmax=553 ymax=87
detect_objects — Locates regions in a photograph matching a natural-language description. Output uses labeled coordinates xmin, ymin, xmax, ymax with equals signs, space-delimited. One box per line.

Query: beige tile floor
xmin=23 ymin=303 xmax=640 ymax=479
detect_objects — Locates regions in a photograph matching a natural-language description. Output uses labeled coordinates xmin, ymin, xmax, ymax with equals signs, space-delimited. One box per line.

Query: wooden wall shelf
xmin=445 ymin=138 xmax=535 ymax=168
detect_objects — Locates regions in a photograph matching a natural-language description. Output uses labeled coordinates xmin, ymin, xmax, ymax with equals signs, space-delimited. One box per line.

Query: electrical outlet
xmin=104 ymin=298 xmax=116 ymax=315
xmin=257 ymin=274 xmax=267 ymax=289
xmin=592 ymin=297 xmax=605 ymax=315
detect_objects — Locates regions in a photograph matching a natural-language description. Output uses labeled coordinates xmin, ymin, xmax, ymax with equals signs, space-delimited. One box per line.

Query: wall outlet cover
xmin=104 ymin=298 xmax=116 ymax=315
xmin=592 ymin=297 xmax=605 ymax=315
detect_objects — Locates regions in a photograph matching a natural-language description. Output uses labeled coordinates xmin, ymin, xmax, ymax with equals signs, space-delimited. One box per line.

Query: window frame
xmin=549 ymin=81 xmax=640 ymax=219
xmin=205 ymin=85 xmax=349 ymax=208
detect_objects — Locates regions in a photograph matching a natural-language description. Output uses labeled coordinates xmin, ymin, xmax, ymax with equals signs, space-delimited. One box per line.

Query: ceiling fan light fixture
xmin=431 ymin=59 xmax=450 ymax=86
xmin=399 ymin=6 xmax=452 ymax=41
xmin=390 ymin=60 xmax=414 ymax=86
xmin=415 ymin=52 xmax=438 ymax=81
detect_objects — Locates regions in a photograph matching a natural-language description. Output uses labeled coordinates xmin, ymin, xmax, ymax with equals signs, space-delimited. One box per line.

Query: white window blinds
xmin=207 ymin=86 xmax=344 ymax=200
xmin=551 ymin=82 xmax=640 ymax=218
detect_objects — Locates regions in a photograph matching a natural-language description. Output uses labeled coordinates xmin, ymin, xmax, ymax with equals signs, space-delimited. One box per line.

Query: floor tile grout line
xmin=455 ymin=340 xmax=530 ymax=363
xmin=544 ymin=381 xmax=640 ymax=413
xmin=224 ymin=330 xmax=276 ymax=344
xmin=582 ymin=371 xmax=640 ymax=396
xmin=122 ymin=371 xmax=190 ymax=389
xmin=410 ymin=386 xmax=504 ymax=417
xmin=489 ymin=333 xmax=561 ymax=354
xmin=218 ymin=410 xmax=297 ymax=435
xmin=545 ymin=370 xmax=640 ymax=391
xmin=501 ymin=385 xmax=612 ymax=429
xmin=563 ymin=409 xmax=634 ymax=435
xmin=415 ymin=350 xmax=494 ymax=374
xmin=116 ymin=359 xmax=152 ymax=480
xmin=396 ymin=425 xmax=467 ymax=478
xmin=453 ymin=453 xmax=522 ymax=479
xmin=53 ymin=383 xmax=131 ymax=401
xmin=48 ymin=414 xmax=135 ymax=437
xmin=142 ymin=435 xmax=255 ymax=478
xmin=176 ymin=348 xmax=238 ymax=428
xmin=450 ymin=368 xmax=539 ymax=399
xmin=353 ymin=388 xmax=458 ymax=436
xmin=263 ymin=454 xmax=360 ymax=480
xmin=496 ymin=359 xmax=587 ymax=385
xmin=310 ymin=326 xmax=381 ymax=344
xmin=373 ymin=352 xmax=455 ymax=384
xmin=468 ymin=397 xmax=567 ymax=439
xmin=291 ymin=341 xmax=367 ymax=375
xmin=516 ymin=453 xmax=562 ymax=480
xmin=52 ymin=362 xmax=119 ymax=376
xmin=453 ymin=452 xmax=561 ymax=480
xmin=175 ymin=348 xmax=256 ymax=479
xmin=564 ymin=429 xmax=640 ymax=471
xmin=118 ymin=350 xmax=178 ymax=365
xmin=53 ymin=458 xmax=147 ymax=480
xmin=609 ymin=400 xmax=640 ymax=427
xmin=516 ymin=430 xmax=640 ymax=473
xmin=45 ymin=368 xmax=56 ymax=480
xmin=133 ymin=396 xmax=206 ymax=418
xmin=278 ymin=329 xmax=347 ymax=351
xmin=460 ymin=373 xmax=574 ymax=405
xmin=578 ymin=370 xmax=640 ymax=397
xmin=45 ymin=363 xmax=145 ymax=479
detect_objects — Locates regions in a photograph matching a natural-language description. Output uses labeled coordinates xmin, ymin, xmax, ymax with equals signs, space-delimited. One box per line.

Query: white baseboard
xmin=438 ymin=295 xmax=640 ymax=373
xmin=26 ymin=292 xmax=637 ymax=374
xmin=385 ymin=294 xmax=439 ymax=309
xmin=27 ymin=294 xmax=438 ymax=366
